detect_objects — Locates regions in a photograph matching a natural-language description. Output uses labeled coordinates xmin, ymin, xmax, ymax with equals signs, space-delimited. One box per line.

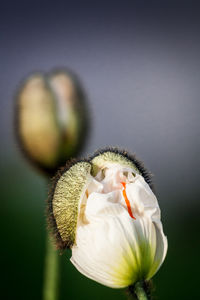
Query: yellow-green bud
xmin=15 ymin=69 xmax=89 ymax=175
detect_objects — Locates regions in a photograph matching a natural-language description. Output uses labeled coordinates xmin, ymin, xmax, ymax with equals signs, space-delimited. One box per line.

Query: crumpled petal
xmin=70 ymin=165 xmax=167 ymax=288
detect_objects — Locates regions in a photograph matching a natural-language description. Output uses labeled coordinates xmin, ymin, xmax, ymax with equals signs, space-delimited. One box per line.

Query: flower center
xmin=121 ymin=182 xmax=136 ymax=220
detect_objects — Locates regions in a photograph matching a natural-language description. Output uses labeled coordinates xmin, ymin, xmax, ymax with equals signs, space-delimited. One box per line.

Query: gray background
xmin=1 ymin=1 xmax=200 ymax=299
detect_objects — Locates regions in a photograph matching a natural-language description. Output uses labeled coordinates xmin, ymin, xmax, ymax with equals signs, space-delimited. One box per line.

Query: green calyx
xmin=51 ymin=161 xmax=91 ymax=248
xmin=91 ymin=149 xmax=140 ymax=176
xmin=48 ymin=148 xmax=150 ymax=249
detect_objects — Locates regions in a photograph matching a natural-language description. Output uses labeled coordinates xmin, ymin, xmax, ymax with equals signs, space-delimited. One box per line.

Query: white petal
xmin=71 ymin=166 xmax=167 ymax=288
xmin=71 ymin=198 xmax=167 ymax=288
xmin=126 ymin=175 xmax=160 ymax=220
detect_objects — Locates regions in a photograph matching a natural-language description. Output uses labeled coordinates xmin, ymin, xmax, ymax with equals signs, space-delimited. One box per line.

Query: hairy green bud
xmin=48 ymin=148 xmax=167 ymax=290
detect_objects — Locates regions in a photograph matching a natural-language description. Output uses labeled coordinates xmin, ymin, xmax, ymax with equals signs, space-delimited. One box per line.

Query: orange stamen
xmin=121 ymin=182 xmax=136 ymax=220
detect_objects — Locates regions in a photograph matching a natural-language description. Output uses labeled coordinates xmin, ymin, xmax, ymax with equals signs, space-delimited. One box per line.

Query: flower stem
xmin=43 ymin=233 xmax=59 ymax=300
xmin=134 ymin=282 xmax=149 ymax=300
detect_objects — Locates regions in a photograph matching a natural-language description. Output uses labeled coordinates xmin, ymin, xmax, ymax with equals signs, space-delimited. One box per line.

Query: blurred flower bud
xmin=48 ymin=148 xmax=168 ymax=288
xmin=15 ymin=69 xmax=89 ymax=175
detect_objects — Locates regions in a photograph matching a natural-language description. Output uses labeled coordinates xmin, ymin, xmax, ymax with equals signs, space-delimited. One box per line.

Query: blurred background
xmin=1 ymin=0 xmax=200 ymax=299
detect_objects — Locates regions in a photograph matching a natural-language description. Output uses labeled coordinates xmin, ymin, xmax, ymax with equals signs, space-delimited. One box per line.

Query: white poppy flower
xmin=49 ymin=149 xmax=167 ymax=289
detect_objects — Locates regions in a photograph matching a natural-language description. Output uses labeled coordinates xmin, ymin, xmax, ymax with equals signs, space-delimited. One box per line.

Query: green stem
xmin=43 ymin=233 xmax=59 ymax=300
xmin=134 ymin=282 xmax=148 ymax=300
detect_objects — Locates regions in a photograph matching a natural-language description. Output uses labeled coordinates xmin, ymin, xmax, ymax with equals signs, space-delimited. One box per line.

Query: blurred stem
xmin=43 ymin=233 xmax=59 ymax=300
xmin=134 ymin=282 xmax=148 ymax=300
